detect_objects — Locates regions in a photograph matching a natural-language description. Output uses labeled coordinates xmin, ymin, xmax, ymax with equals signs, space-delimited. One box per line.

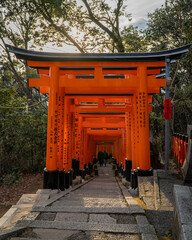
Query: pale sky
xmin=127 ymin=0 xmax=165 ymax=28
xmin=42 ymin=0 xmax=165 ymax=52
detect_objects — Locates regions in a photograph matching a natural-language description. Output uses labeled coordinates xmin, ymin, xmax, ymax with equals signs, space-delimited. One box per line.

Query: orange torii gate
xmin=69 ymin=96 xmax=153 ymax=172
xmin=80 ymin=114 xmax=123 ymax=165
xmin=6 ymin=44 xmax=191 ymax=189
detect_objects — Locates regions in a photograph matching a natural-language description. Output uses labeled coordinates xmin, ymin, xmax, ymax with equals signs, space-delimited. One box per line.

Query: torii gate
xmin=6 ymin=44 xmax=191 ymax=189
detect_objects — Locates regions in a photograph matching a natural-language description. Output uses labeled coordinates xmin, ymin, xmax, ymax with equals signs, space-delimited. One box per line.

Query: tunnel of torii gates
xmin=7 ymin=44 xmax=191 ymax=190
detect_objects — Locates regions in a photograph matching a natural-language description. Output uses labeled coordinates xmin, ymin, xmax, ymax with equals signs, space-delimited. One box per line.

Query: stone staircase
xmin=0 ymin=166 xmax=158 ymax=240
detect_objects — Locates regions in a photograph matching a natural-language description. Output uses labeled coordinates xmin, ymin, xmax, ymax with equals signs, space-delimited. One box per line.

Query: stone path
xmin=5 ymin=165 xmax=157 ymax=240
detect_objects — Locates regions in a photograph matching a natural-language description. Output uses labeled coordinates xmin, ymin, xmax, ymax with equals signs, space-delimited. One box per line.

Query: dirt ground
xmin=0 ymin=173 xmax=43 ymax=218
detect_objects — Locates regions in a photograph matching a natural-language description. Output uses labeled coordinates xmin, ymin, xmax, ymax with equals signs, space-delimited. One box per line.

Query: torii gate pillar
xmin=44 ymin=66 xmax=59 ymax=189
xmin=137 ymin=65 xmax=151 ymax=171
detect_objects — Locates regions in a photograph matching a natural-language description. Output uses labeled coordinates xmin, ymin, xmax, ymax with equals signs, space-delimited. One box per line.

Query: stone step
xmin=52 ymin=198 xmax=126 ymax=203
xmin=11 ymin=238 xmax=37 ymax=240
xmin=53 ymin=199 xmax=126 ymax=204
xmin=142 ymin=233 xmax=158 ymax=240
xmin=88 ymin=181 xmax=117 ymax=183
xmin=65 ymin=191 xmax=122 ymax=194
xmin=51 ymin=202 xmax=127 ymax=208
xmin=55 ymin=197 xmax=125 ymax=202
xmin=64 ymin=192 xmax=123 ymax=195
xmin=57 ymin=195 xmax=123 ymax=199
xmin=52 ymin=202 xmax=127 ymax=206
xmin=36 ymin=211 xmax=147 ymax=224
xmin=73 ymin=190 xmax=120 ymax=194
xmin=10 ymin=231 xmax=142 ymax=240
xmin=77 ymin=184 xmax=119 ymax=186
xmin=16 ymin=220 xmax=156 ymax=234
xmin=32 ymin=206 xmax=144 ymax=214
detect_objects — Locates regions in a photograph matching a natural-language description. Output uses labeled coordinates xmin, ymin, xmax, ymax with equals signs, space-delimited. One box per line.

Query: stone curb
xmin=138 ymin=176 xmax=155 ymax=209
xmin=116 ymin=177 xmax=145 ymax=214
xmin=117 ymin=176 xmax=157 ymax=237
xmin=0 ymin=207 xmax=18 ymax=228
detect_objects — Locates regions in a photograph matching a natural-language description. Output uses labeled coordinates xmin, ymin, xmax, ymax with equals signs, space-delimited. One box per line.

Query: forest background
xmin=0 ymin=0 xmax=191 ymax=184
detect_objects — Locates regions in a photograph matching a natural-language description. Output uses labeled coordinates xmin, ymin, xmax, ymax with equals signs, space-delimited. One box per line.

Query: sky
xmin=127 ymin=0 xmax=165 ymax=28
xmin=42 ymin=0 xmax=165 ymax=52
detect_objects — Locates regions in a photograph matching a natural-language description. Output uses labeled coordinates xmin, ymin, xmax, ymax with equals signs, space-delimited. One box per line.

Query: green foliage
xmin=0 ymin=0 xmax=41 ymax=49
xmin=167 ymin=227 xmax=172 ymax=237
xmin=149 ymin=111 xmax=165 ymax=155
xmin=146 ymin=0 xmax=192 ymax=138
xmin=0 ymin=84 xmax=47 ymax=176
xmin=121 ymin=25 xmax=148 ymax=52
xmin=2 ymin=170 xmax=23 ymax=186
xmin=0 ymin=0 xmax=48 ymax=176
xmin=146 ymin=0 xmax=192 ymax=49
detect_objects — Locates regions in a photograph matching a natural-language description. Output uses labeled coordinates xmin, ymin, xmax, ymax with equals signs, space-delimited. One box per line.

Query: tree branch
xmin=82 ymin=0 xmax=114 ymax=37
xmin=115 ymin=0 xmax=123 ymax=30
xmin=114 ymin=0 xmax=124 ymax=52
xmin=1 ymin=38 xmax=28 ymax=94
xmin=82 ymin=0 xmax=124 ymax=52
xmin=33 ymin=0 xmax=86 ymax=53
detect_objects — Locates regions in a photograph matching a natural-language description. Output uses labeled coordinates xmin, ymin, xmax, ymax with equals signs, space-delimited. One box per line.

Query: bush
xmin=0 ymin=85 xmax=47 ymax=176
xmin=2 ymin=171 xmax=23 ymax=186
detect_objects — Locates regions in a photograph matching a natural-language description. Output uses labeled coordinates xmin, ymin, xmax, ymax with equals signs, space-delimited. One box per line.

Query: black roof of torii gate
xmin=6 ymin=44 xmax=191 ymax=62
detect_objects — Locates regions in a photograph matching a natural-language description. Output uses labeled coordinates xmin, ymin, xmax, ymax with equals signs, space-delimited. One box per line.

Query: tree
xmin=0 ymin=80 xmax=47 ymax=176
xmin=0 ymin=0 xmax=46 ymax=102
xmin=0 ymin=0 xmax=48 ymax=177
xmin=31 ymin=0 xmax=146 ymax=53
xmin=146 ymin=0 xmax=192 ymax=50
xmin=146 ymin=0 xmax=192 ymax=156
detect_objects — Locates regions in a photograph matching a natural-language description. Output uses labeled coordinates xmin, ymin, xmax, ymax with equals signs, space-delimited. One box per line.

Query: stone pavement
xmin=1 ymin=165 xmax=157 ymax=240
xmin=1 ymin=166 xmax=184 ymax=240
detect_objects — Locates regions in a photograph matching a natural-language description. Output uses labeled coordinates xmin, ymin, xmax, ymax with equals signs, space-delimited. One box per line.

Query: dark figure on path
xmin=98 ymin=150 xmax=104 ymax=167
xmin=93 ymin=157 xmax=97 ymax=165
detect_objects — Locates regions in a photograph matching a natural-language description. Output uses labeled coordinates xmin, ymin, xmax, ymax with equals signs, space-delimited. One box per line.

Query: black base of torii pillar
xmin=43 ymin=169 xmax=59 ymax=189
